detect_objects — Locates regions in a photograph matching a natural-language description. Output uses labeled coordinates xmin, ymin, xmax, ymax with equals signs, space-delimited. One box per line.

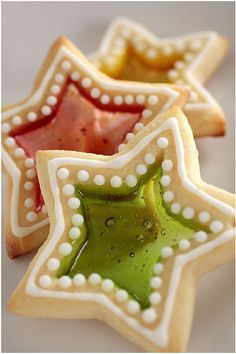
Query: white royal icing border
xmin=25 ymin=117 xmax=235 ymax=348
xmin=2 ymin=45 xmax=180 ymax=238
xmin=90 ymin=17 xmax=221 ymax=111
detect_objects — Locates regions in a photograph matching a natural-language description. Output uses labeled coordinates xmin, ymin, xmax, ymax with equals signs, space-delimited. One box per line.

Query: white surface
xmin=2 ymin=2 xmax=235 ymax=353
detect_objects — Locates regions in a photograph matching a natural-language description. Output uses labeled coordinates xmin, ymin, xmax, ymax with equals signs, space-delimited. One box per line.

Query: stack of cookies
xmin=2 ymin=18 xmax=235 ymax=352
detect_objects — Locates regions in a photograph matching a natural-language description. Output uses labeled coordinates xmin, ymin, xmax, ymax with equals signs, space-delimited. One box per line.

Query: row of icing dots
xmin=1 ymin=142 xmax=47 ymax=222
xmin=56 ymin=134 xmax=225 ymax=234
xmin=96 ymin=27 xmax=204 ymax=103
xmin=2 ymin=58 xmax=161 ymax=137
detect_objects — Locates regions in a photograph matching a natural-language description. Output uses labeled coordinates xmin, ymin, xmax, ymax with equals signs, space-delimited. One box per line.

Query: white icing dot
xmin=162 ymin=160 xmax=173 ymax=172
xmin=182 ymin=207 xmax=195 ymax=219
xmin=26 ymin=211 xmax=37 ymax=222
xmin=136 ymin=164 xmax=147 ymax=175
xmin=69 ymin=227 xmax=81 ymax=240
xmin=115 ymin=289 xmax=128 ymax=302
xmin=73 ymin=273 xmax=86 ymax=286
xmin=25 ymin=158 xmax=35 ymax=168
xmin=90 ymin=88 xmax=101 ymax=99
xmin=136 ymin=94 xmax=145 ymax=104
xmin=210 ymin=220 xmax=224 ymax=233
xmin=14 ymin=148 xmax=25 ymax=158
xmin=111 ymin=46 xmax=125 ymax=56
xmin=163 ymin=191 xmax=174 ymax=203
xmin=163 ymin=45 xmax=173 ymax=55
xmin=160 ymin=175 xmax=171 ymax=187
xmin=175 ymin=61 xmax=185 ymax=70
xmin=12 ymin=115 xmax=22 ymax=125
xmin=26 ymin=169 xmax=36 ymax=179
xmin=88 ymin=273 xmax=101 ymax=285
xmin=51 ymin=84 xmax=61 ymax=94
xmin=59 ymin=242 xmax=72 ymax=256
xmin=144 ymin=153 xmax=155 ymax=165
xmin=179 ymin=239 xmax=191 ymax=250
xmin=113 ymin=95 xmax=123 ymax=105
xmin=118 ymin=143 xmax=126 ymax=152
xmin=41 ymin=105 xmax=52 ymax=116
xmin=62 ymin=184 xmax=74 ymax=196
xmin=1 ymin=123 xmax=11 ymax=133
xmin=184 ymin=52 xmax=194 ymax=62
xmin=168 ymin=69 xmax=179 ymax=81
xmin=61 ymin=60 xmax=72 ymax=71
xmin=125 ymin=175 xmax=137 ymax=187
xmin=171 ymin=203 xmax=181 ymax=214
xmin=94 ymin=174 xmax=105 ymax=186
xmin=77 ymin=170 xmax=89 ymax=182
xmin=190 ymin=39 xmax=202 ymax=51
xmin=153 ymin=263 xmax=164 ymax=275
xmin=5 ymin=137 xmax=15 ymax=147
xmin=57 ymin=167 xmax=69 ymax=180
xmin=100 ymin=94 xmax=110 ymax=104
xmin=24 ymin=198 xmax=34 ymax=208
xmin=148 ymin=95 xmax=158 ymax=106
xmin=124 ymin=95 xmax=134 ymax=105
xmin=110 ymin=176 xmax=122 ymax=188
xmin=161 ymin=246 xmax=173 ymax=258
xmin=47 ymin=258 xmax=60 ymax=271
xmin=59 ymin=276 xmax=72 ymax=289
xmin=24 ymin=181 xmax=33 ymax=190
xmin=127 ymin=300 xmax=140 ymax=314
xmin=150 ymin=276 xmax=162 ymax=289
xmin=68 ymin=197 xmax=80 ymax=210
xmin=189 ymin=91 xmax=199 ymax=102
xmin=149 ymin=292 xmax=161 ymax=305
xmin=142 ymin=308 xmax=157 ymax=323
xmin=121 ymin=28 xmax=131 ymax=38
xmin=70 ymin=71 xmax=80 ymax=81
xmin=134 ymin=122 xmax=144 ymax=132
xmin=146 ymin=48 xmax=158 ymax=60
xmin=42 ymin=205 xmax=47 ymax=214
xmin=39 ymin=275 xmax=52 ymax=288
xmin=126 ymin=133 xmax=134 ymax=142
xmin=175 ymin=41 xmax=186 ymax=52
xmin=198 ymin=211 xmax=210 ymax=223
xmin=47 ymin=95 xmax=57 ymax=106
xmin=27 ymin=112 xmax=37 ymax=122
xmin=71 ymin=213 xmax=84 ymax=226
xmin=157 ymin=137 xmax=169 ymax=149
xmin=142 ymin=109 xmax=152 ymax=118
xmin=101 ymin=279 xmax=114 ymax=292
xmin=54 ymin=73 xmax=65 ymax=83
xmin=194 ymin=231 xmax=208 ymax=243
xmin=81 ymin=77 xmax=92 ymax=88
xmin=114 ymin=37 xmax=126 ymax=47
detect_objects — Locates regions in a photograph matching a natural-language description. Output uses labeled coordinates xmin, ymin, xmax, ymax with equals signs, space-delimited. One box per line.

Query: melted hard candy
xmin=59 ymin=168 xmax=196 ymax=309
xmin=13 ymin=84 xmax=141 ymax=211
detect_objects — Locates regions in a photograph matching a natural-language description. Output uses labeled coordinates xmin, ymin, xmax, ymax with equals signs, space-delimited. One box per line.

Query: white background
xmin=2 ymin=2 xmax=235 ymax=352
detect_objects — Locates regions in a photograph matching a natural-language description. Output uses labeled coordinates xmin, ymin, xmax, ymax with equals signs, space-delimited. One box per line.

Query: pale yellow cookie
xmin=2 ymin=36 xmax=188 ymax=258
xmin=8 ymin=107 xmax=235 ymax=352
xmin=90 ymin=17 xmax=229 ymax=137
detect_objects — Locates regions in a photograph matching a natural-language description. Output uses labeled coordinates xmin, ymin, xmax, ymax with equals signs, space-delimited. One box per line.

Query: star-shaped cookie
xmin=8 ymin=107 xmax=235 ymax=352
xmin=90 ymin=17 xmax=228 ymax=137
xmin=1 ymin=37 xmax=187 ymax=258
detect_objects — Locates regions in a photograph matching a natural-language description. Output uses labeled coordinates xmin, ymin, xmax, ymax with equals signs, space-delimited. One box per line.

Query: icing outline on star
xmin=2 ymin=37 xmax=187 ymax=250
xmin=9 ymin=107 xmax=235 ymax=351
xmin=90 ymin=17 xmax=228 ymax=136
